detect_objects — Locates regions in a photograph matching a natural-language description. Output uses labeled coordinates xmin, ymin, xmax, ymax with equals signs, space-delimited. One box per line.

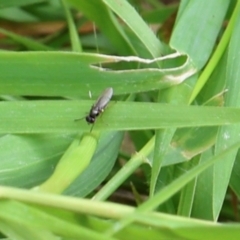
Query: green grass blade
xmin=189 ymin=0 xmax=240 ymax=103
xmin=61 ymin=0 xmax=82 ymax=52
xmin=0 ymin=200 xmax=116 ymax=240
xmin=0 ymin=218 xmax=58 ymax=240
xmin=0 ymin=0 xmax=44 ymax=9
xmin=93 ymin=136 xmax=154 ymax=201
xmin=64 ymin=131 xmax=123 ymax=196
xmin=67 ymin=0 xmax=136 ymax=56
xmin=213 ymin=9 xmax=240 ymax=220
xmin=104 ymin=141 xmax=240 ymax=235
xmin=171 ymin=0 xmax=230 ymax=69
xmin=0 ymin=27 xmax=52 ymax=50
xmin=1 ymin=101 xmax=240 ymax=133
xmin=0 ymin=51 xmax=192 ymax=96
xmin=37 ymin=133 xmax=98 ymax=193
xmin=102 ymin=0 xmax=165 ymax=57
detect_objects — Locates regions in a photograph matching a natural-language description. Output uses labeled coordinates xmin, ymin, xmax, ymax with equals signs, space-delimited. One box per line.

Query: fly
xmin=75 ymin=87 xmax=113 ymax=131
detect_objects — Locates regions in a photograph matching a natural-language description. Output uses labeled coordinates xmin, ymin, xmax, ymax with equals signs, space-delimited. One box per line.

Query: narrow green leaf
xmin=0 ymin=0 xmax=44 ymax=9
xmin=213 ymin=8 xmax=240 ymax=220
xmin=93 ymin=136 xmax=154 ymax=201
xmin=0 ymin=51 xmax=190 ymax=96
xmin=0 ymin=200 xmax=116 ymax=240
xmin=189 ymin=1 xmax=240 ymax=102
xmin=61 ymin=0 xmax=82 ymax=52
xmin=104 ymin=141 xmax=240 ymax=235
xmin=1 ymin=101 xmax=240 ymax=133
xmin=102 ymin=0 xmax=165 ymax=57
xmin=37 ymin=133 xmax=98 ymax=193
xmin=175 ymin=225 xmax=240 ymax=240
xmin=67 ymin=0 xmax=136 ymax=56
xmin=191 ymin=150 xmax=215 ymax=220
xmin=0 ymin=27 xmax=52 ymax=50
xmin=171 ymin=0 xmax=230 ymax=69
xmin=64 ymin=131 xmax=123 ymax=196
xmin=0 ymin=218 xmax=58 ymax=240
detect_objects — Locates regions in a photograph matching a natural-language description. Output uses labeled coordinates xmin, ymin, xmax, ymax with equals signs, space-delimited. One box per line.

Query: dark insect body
xmin=85 ymin=87 xmax=113 ymax=124
xmin=75 ymin=87 xmax=113 ymax=131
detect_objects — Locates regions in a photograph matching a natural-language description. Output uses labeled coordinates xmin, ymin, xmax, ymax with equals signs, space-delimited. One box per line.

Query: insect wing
xmin=93 ymin=87 xmax=113 ymax=110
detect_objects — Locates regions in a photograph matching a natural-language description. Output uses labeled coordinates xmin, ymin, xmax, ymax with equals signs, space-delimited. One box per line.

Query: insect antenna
xmin=74 ymin=116 xmax=85 ymax=122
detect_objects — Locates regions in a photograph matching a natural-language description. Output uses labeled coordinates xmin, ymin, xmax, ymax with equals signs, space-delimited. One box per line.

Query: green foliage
xmin=0 ymin=0 xmax=240 ymax=239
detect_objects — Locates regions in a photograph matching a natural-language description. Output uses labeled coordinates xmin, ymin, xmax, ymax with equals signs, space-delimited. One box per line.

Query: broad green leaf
xmin=189 ymin=1 xmax=240 ymax=102
xmin=1 ymin=101 xmax=240 ymax=133
xmin=0 ymin=51 xmax=192 ymax=97
xmin=0 ymin=132 xmax=123 ymax=197
xmin=0 ymin=134 xmax=73 ymax=188
xmin=213 ymin=9 xmax=240 ymax=220
xmin=170 ymin=0 xmax=230 ymax=69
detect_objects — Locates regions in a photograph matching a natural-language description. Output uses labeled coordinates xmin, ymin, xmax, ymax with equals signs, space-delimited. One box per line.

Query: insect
xmin=75 ymin=87 xmax=113 ymax=131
